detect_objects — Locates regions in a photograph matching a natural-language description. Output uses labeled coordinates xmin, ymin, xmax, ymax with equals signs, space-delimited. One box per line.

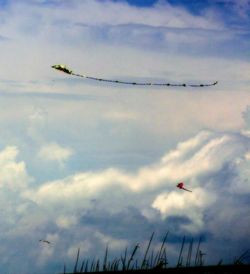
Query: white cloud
xmin=55 ymin=215 xmax=77 ymax=229
xmin=0 ymin=0 xmax=245 ymax=91
xmin=0 ymin=129 xmax=249 ymax=272
xmin=3 ymin=0 xmax=222 ymax=30
xmin=38 ymin=142 xmax=73 ymax=164
xmin=93 ymin=231 xmax=128 ymax=251
xmin=0 ymin=146 xmax=31 ymax=190
xmin=0 ymin=0 xmax=248 ymax=148
xmin=37 ymin=233 xmax=59 ymax=265
xmin=0 ymin=1 xmax=249 ymax=272
xmin=245 ymin=152 xmax=250 ymax=160
xmin=152 ymin=188 xmax=216 ymax=232
xmin=229 ymin=154 xmax=250 ymax=194
xmin=22 ymin=130 xmax=249 ymax=234
xmin=27 ymin=131 xmax=248 ymax=196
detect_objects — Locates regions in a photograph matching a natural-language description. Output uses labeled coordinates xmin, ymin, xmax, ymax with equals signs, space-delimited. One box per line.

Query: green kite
xmin=52 ymin=64 xmax=218 ymax=87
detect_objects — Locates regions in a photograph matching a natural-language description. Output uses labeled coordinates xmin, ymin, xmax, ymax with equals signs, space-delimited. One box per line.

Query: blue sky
xmin=112 ymin=0 xmax=157 ymax=7
xmin=0 ymin=0 xmax=250 ymax=273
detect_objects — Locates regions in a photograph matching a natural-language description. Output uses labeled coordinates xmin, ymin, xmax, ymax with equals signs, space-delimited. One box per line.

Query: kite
xmin=51 ymin=64 xmax=218 ymax=87
xmin=39 ymin=239 xmax=51 ymax=245
xmin=177 ymin=182 xmax=192 ymax=192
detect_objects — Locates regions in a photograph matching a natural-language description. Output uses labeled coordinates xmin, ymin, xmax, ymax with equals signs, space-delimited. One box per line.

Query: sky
xmin=0 ymin=0 xmax=250 ymax=273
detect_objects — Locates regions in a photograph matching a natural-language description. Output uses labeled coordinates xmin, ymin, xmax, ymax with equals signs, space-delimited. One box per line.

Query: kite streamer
xmin=51 ymin=64 xmax=218 ymax=87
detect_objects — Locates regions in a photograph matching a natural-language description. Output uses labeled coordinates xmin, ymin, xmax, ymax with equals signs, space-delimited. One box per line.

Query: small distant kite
xmin=39 ymin=239 xmax=51 ymax=245
xmin=52 ymin=64 xmax=72 ymax=75
xmin=51 ymin=64 xmax=218 ymax=88
xmin=177 ymin=182 xmax=192 ymax=192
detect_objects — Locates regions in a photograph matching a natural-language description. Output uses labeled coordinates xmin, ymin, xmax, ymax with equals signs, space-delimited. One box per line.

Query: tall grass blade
xmin=73 ymin=248 xmax=80 ymax=273
xmin=150 ymin=250 xmax=154 ymax=268
xmin=134 ymin=259 xmax=138 ymax=270
xmin=177 ymin=236 xmax=185 ymax=267
xmin=115 ymin=259 xmax=120 ymax=271
xmin=121 ymin=247 xmax=127 ymax=271
xmin=162 ymin=248 xmax=168 ymax=268
xmin=84 ymin=260 xmax=89 ymax=273
xmin=195 ymin=236 xmax=201 ymax=266
xmin=90 ymin=258 xmax=95 ymax=272
xmin=127 ymin=243 xmax=140 ymax=270
xmin=234 ymin=249 xmax=250 ymax=264
xmin=110 ymin=259 xmax=117 ymax=271
xmin=156 ymin=231 xmax=169 ymax=265
xmin=107 ymin=262 xmax=111 ymax=271
xmin=197 ymin=250 xmax=206 ymax=266
xmin=141 ymin=232 xmax=154 ymax=269
xmin=102 ymin=245 xmax=109 ymax=271
xmin=217 ymin=259 xmax=223 ymax=266
xmin=95 ymin=259 xmax=100 ymax=272
xmin=186 ymin=238 xmax=193 ymax=267
xmin=80 ymin=260 xmax=85 ymax=273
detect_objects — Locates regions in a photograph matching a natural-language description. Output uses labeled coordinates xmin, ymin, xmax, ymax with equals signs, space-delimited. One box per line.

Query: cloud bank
xmin=0 ymin=1 xmax=249 ymax=273
xmin=0 ymin=129 xmax=249 ymax=272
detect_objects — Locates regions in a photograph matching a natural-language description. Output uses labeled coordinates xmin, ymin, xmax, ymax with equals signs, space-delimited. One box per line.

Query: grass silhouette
xmin=61 ymin=232 xmax=250 ymax=274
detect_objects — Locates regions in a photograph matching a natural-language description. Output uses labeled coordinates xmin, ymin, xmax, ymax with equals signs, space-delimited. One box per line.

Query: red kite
xmin=177 ymin=182 xmax=192 ymax=192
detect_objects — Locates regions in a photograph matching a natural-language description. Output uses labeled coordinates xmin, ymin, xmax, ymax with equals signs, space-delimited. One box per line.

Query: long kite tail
xmin=182 ymin=188 xmax=192 ymax=192
xmin=52 ymin=65 xmax=218 ymax=87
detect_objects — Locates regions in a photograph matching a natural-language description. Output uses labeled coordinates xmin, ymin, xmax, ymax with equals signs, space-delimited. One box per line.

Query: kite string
xmin=71 ymin=72 xmax=217 ymax=87
xmin=51 ymin=65 xmax=218 ymax=87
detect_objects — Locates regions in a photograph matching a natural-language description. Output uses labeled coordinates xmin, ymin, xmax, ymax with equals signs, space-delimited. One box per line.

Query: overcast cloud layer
xmin=0 ymin=0 xmax=250 ymax=273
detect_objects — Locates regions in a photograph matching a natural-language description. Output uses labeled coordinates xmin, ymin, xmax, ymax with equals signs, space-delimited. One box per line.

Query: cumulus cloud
xmin=93 ymin=231 xmax=128 ymax=251
xmin=228 ymin=152 xmax=250 ymax=194
xmin=152 ymin=188 xmax=216 ymax=232
xmin=26 ymin=107 xmax=74 ymax=168
xmin=38 ymin=142 xmax=73 ymax=164
xmin=0 ymin=129 xmax=249 ymax=272
xmin=0 ymin=1 xmax=249 ymax=272
xmin=0 ymin=146 xmax=31 ymax=190
xmin=23 ymin=130 xmax=250 ymax=230
xmin=55 ymin=215 xmax=77 ymax=229
xmin=37 ymin=233 xmax=59 ymax=265
xmin=18 ymin=129 xmax=250 ymax=269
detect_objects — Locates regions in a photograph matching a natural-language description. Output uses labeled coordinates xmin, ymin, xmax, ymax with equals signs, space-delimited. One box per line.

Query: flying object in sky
xmin=51 ymin=64 xmax=72 ymax=74
xmin=51 ymin=64 xmax=218 ymax=87
xmin=177 ymin=182 xmax=192 ymax=192
xmin=39 ymin=239 xmax=51 ymax=245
